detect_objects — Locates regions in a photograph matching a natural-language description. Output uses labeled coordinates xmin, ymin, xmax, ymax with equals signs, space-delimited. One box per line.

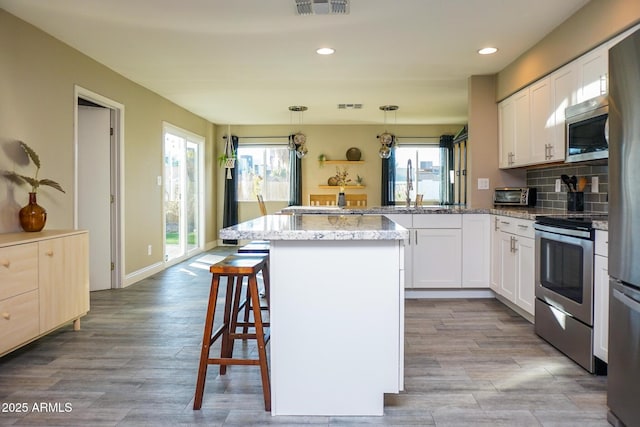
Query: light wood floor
xmin=0 ymin=248 xmax=608 ymax=426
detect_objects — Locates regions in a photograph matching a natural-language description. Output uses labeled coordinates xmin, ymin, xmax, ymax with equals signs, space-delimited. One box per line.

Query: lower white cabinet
xmin=491 ymin=215 xmax=536 ymax=316
xmin=385 ymin=213 xmax=490 ymax=289
xmin=462 ymin=214 xmax=490 ymax=288
xmin=594 ymin=230 xmax=609 ymax=363
xmin=413 ymin=227 xmax=462 ymax=288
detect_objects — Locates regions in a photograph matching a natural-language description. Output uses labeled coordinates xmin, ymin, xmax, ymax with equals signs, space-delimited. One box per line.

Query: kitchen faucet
xmin=406 ymin=159 xmax=413 ymax=207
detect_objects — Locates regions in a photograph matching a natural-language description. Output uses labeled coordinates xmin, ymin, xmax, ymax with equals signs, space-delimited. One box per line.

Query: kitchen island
xmin=219 ymin=214 xmax=408 ymax=416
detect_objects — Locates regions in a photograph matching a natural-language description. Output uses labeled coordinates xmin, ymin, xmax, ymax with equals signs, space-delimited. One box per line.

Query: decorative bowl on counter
xmin=346 ymin=147 xmax=362 ymax=161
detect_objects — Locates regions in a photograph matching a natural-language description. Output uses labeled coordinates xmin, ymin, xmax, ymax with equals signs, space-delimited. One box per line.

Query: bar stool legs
xmin=193 ymin=255 xmax=271 ymax=411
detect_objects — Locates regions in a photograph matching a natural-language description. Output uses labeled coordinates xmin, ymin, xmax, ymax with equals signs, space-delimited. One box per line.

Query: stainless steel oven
xmin=534 ymin=216 xmax=606 ymax=374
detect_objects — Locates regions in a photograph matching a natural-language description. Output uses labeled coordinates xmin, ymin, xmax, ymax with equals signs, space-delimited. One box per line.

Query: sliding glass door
xmin=163 ymin=123 xmax=203 ymax=262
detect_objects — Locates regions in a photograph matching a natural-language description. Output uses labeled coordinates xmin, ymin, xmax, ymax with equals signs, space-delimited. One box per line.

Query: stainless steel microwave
xmin=565 ymin=95 xmax=609 ymax=163
xmin=493 ymin=187 xmax=537 ymax=207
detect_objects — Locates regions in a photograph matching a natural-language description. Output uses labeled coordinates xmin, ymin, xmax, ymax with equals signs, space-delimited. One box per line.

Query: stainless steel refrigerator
xmin=608 ymin=27 xmax=640 ymax=427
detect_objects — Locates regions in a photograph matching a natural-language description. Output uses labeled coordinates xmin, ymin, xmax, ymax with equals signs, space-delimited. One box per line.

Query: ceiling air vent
xmin=295 ymin=0 xmax=349 ymax=15
xmin=338 ymin=103 xmax=363 ymax=110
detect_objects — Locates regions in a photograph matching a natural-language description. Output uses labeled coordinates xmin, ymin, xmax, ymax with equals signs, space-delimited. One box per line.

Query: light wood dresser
xmin=0 ymin=230 xmax=89 ymax=356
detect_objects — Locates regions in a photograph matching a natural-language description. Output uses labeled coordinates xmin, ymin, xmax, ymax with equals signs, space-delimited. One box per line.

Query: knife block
xmin=567 ymin=191 xmax=584 ymax=211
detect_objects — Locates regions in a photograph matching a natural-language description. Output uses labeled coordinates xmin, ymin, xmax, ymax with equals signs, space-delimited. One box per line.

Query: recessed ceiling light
xmin=316 ymin=47 xmax=335 ymax=55
xmin=478 ymin=47 xmax=498 ymax=55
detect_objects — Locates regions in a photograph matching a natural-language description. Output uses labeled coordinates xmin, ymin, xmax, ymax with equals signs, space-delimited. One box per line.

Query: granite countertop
xmin=219 ymin=214 xmax=409 ymax=241
xmin=278 ymin=205 xmax=609 ymax=231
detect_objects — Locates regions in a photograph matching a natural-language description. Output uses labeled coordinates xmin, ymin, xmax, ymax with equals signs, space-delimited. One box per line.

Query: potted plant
xmin=2 ymin=141 xmax=65 ymax=232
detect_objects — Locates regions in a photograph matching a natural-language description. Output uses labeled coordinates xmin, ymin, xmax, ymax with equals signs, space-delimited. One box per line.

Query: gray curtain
xmin=381 ymin=144 xmax=396 ymax=206
xmin=288 ymin=134 xmax=303 ymax=206
xmin=222 ymin=135 xmax=239 ymax=244
xmin=439 ymin=135 xmax=454 ymax=205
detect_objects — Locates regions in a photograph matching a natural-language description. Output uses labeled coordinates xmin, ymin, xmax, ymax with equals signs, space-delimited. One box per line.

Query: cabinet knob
xmin=2 ymin=312 xmax=9 ymax=320
xmin=1 ymin=259 xmax=9 ymax=268
xmin=45 ymin=250 xmax=54 ymax=257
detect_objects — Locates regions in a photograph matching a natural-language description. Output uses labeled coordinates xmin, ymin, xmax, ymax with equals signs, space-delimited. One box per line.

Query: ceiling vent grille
xmin=295 ymin=0 xmax=349 ymax=15
xmin=338 ymin=103 xmax=363 ymax=109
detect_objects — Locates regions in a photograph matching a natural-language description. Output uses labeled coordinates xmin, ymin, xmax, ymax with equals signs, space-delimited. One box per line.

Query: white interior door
xmin=78 ymin=105 xmax=112 ymax=291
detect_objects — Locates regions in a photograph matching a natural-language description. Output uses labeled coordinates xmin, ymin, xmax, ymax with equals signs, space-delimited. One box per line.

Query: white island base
xmin=269 ymin=239 xmax=404 ymax=416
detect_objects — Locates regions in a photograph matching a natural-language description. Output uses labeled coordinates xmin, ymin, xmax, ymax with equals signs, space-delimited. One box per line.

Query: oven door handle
xmin=613 ymin=288 xmax=640 ymax=314
xmin=534 ymin=223 xmax=592 ymax=239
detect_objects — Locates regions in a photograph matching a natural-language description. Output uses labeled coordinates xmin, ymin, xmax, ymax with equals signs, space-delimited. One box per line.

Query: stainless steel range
xmin=534 ymin=215 xmax=607 ymax=374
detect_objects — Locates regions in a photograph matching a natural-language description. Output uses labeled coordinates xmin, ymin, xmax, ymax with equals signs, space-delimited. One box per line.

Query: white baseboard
xmin=123 ymin=261 xmax=164 ymax=288
xmin=405 ymin=289 xmax=496 ymax=299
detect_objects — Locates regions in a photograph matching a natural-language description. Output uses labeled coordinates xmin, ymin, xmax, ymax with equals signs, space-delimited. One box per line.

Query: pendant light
xmin=378 ymin=105 xmax=398 ymax=159
xmin=288 ymin=105 xmax=308 ymax=159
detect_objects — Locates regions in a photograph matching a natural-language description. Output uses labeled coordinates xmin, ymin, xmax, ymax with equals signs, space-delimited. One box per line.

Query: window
xmin=237 ymin=145 xmax=291 ymax=202
xmin=393 ymin=144 xmax=445 ymax=204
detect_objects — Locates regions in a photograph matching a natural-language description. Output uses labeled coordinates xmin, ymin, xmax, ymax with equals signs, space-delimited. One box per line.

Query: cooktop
xmin=535 ymin=215 xmax=608 ymax=230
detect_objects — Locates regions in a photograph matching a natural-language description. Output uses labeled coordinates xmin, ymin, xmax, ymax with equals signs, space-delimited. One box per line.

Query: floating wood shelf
xmin=322 ymin=160 xmax=365 ymax=165
xmin=318 ymin=185 xmax=366 ymax=189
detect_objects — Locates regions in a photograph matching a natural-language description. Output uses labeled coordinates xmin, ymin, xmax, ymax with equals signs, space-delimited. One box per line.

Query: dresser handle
xmin=1 ymin=259 xmax=9 ymax=268
xmin=2 ymin=312 xmax=9 ymax=320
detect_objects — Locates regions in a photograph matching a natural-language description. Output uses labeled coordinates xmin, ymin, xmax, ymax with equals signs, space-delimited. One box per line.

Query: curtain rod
xmin=394 ymin=136 xmax=442 ymax=139
xmin=223 ymin=135 xmax=290 ymax=139
xmin=224 ymin=135 xmax=444 ymax=139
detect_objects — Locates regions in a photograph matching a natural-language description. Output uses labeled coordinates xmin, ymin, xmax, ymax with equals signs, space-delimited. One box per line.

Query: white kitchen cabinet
xmin=529 ymin=77 xmax=554 ymax=164
xmin=499 ymin=95 xmax=516 ymax=168
xmin=462 ymin=214 xmax=490 ymax=288
xmin=515 ymin=234 xmax=535 ymax=315
xmin=385 ymin=214 xmax=464 ymax=289
xmin=492 ymin=216 xmax=536 ymax=316
xmin=412 ymin=214 xmax=462 ymax=288
xmin=498 ymin=231 xmax=517 ymax=302
xmin=594 ymin=230 xmax=609 ymax=363
xmin=576 ymin=45 xmax=608 ymax=103
xmin=413 ymin=227 xmax=462 ymax=288
xmin=549 ymin=65 xmax=576 ymax=162
xmin=499 ymin=89 xmax=530 ymax=168
xmin=0 ymin=230 xmax=89 ymax=356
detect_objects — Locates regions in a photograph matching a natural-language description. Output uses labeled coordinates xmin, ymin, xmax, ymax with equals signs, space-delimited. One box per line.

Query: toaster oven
xmin=493 ymin=187 xmax=537 ymax=207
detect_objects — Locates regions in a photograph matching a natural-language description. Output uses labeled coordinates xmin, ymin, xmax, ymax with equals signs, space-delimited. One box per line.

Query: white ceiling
xmin=1 ymin=0 xmax=590 ymax=125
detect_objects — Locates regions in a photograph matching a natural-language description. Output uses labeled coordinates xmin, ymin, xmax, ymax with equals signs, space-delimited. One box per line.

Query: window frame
xmin=393 ymin=140 xmax=442 ymax=205
xmin=236 ymin=141 xmax=292 ymax=202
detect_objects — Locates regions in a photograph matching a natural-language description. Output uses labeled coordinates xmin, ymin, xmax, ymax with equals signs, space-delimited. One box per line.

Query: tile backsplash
xmin=526 ymin=163 xmax=608 ymax=213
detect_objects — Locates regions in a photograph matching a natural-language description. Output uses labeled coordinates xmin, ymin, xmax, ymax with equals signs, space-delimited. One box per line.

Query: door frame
xmin=73 ymin=85 xmax=125 ymax=289
xmin=162 ymin=122 xmax=205 ymax=267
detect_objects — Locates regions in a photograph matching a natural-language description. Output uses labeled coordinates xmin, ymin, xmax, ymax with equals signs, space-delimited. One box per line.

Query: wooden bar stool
xmin=193 ymin=254 xmax=271 ymax=411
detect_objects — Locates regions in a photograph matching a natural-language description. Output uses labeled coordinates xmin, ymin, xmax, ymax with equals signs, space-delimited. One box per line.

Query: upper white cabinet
xmin=498 ymin=39 xmax=615 ymax=169
xmin=529 ymin=77 xmax=554 ymax=164
xmin=575 ymin=45 xmax=608 ymax=103
xmin=499 ymin=89 xmax=530 ymax=168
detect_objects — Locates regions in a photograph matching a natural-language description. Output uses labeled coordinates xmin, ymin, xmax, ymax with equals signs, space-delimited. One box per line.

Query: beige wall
xmin=0 ymin=10 xmax=217 ymax=276
xmin=497 ymin=0 xmax=640 ymax=101
xmin=467 ymin=75 xmax=526 ymax=209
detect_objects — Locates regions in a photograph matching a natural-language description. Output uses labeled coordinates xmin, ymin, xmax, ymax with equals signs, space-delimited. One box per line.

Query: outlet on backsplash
xmin=526 ymin=163 xmax=608 ymax=213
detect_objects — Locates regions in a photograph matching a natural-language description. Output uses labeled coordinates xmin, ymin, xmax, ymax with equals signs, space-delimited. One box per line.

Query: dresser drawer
xmin=0 ymin=290 xmax=40 ymax=355
xmin=0 ymin=243 xmax=38 ymax=301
